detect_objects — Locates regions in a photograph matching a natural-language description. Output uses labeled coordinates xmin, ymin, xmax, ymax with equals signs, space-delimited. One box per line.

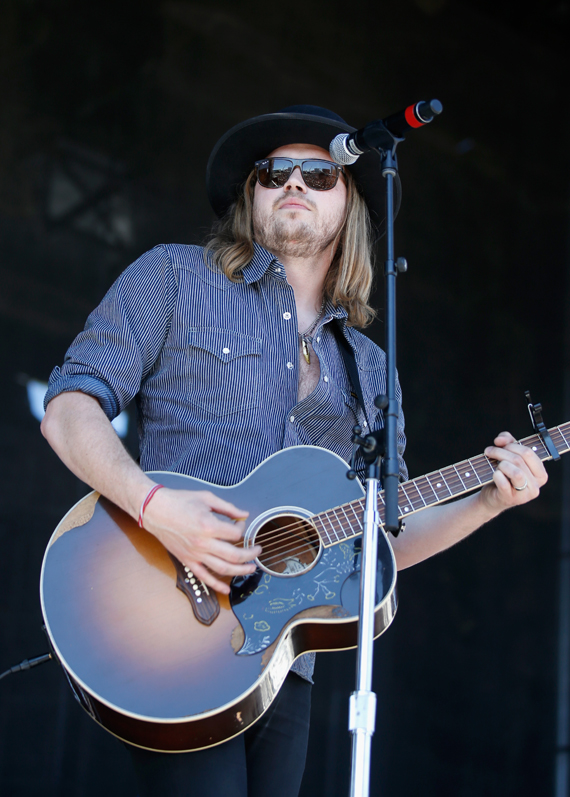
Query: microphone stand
xmin=348 ymin=124 xmax=407 ymax=797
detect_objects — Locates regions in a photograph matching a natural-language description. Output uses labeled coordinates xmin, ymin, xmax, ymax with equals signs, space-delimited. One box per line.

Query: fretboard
xmin=312 ymin=421 xmax=570 ymax=547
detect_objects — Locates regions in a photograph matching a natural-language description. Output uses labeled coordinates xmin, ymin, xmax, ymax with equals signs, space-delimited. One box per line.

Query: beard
xmin=253 ymin=196 xmax=345 ymax=259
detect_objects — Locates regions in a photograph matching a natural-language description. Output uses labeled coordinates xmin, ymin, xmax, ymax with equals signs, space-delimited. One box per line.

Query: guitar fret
xmin=551 ymin=428 xmax=568 ymax=455
xmin=322 ymin=511 xmax=339 ymax=543
xmin=452 ymin=465 xmax=467 ymax=491
xmin=339 ymin=504 xmax=359 ymax=535
xmin=440 ymin=465 xmax=463 ymax=494
xmin=425 ymin=471 xmax=452 ymax=502
xmin=330 ymin=508 xmax=345 ymax=541
xmin=473 ymin=455 xmax=495 ymax=481
xmin=559 ymin=424 xmax=570 ymax=452
xmin=528 ymin=437 xmax=547 ymax=459
xmin=316 ymin=420 xmax=570 ymax=547
xmin=400 ymin=481 xmax=425 ymax=512
xmin=376 ymin=492 xmax=387 ymax=526
xmin=398 ymin=484 xmax=414 ymax=516
xmin=453 ymin=459 xmax=483 ymax=491
xmin=349 ymin=501 xmax=364 ymax=529
xmin=314 ymin=515 xmax=333 ymax=546
xmin=413 ymin=475 xmax=439 ymax=505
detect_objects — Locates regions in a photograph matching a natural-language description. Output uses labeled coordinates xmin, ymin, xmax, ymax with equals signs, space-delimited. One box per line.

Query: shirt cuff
xmin=44 ymin=367 xmax=120 ymax=420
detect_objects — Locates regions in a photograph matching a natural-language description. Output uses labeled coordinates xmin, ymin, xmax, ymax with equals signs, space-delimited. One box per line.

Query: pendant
xmin=301 ymin=337 xmax=310 ymax=365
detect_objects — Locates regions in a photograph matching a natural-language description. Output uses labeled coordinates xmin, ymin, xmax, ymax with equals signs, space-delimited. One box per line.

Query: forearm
xmin=390 ymin=431 xmax=549 ymax=570
xmin=41 ymin=391 xmax=153 ymax=520
xmin=41 ymin=390 xmax=259 ymax=593
xmin=390 ymin=490 xmax=501 ymax=570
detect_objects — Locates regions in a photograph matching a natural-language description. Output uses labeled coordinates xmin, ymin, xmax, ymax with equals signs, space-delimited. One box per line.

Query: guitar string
xmin=229 ymin=448 xmax=541 ymax=568
xmin=231 ymin=468 xmax=477 ymax=568
xmin=224 ymin=431 xmax=565 ymax=570
xmin=231 ymin=457 xmax=494 ymax=563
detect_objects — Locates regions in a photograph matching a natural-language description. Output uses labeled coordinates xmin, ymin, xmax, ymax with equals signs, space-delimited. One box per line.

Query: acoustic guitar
xmin=40 ymin=424 xmax=567 ymax=752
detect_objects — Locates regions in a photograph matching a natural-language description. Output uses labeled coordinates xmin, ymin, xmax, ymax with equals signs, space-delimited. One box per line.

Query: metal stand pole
xmin=349 ymin=471 xmax=380 ymax=797
xmin=348 ymin=144 xmax=401 ymax=797
xmin=344 ymin=104 xmax=442 ymax=796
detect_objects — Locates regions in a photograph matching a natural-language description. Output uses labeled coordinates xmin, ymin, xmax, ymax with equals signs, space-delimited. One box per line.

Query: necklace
xmin=299 ymin=298 xmax=326 ymax=365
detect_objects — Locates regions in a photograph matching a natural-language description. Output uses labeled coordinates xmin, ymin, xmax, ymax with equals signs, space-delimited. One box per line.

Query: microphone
xmin=330 ymin=100 xmax=443 ymax=165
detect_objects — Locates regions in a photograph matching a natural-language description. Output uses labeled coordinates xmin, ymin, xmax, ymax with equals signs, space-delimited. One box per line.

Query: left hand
xmin=480 ymin=431 xmax=548 ymax=515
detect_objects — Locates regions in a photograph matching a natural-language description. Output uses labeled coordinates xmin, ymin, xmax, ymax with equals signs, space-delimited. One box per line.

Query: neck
xmin=268 ymin=247 xmax=333 ymax=330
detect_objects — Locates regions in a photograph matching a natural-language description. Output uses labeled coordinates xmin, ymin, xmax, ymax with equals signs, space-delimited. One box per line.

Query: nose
xmin=283 ymin=165 xmax=307 ymax=192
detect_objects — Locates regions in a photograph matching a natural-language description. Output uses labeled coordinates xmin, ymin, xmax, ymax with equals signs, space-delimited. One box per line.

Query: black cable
xmin=0 ymin=653 xmax=53 ymax=681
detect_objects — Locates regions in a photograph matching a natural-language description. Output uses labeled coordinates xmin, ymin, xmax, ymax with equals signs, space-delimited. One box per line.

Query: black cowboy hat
xmin=206 ymin=105 xmax=401 ymax=240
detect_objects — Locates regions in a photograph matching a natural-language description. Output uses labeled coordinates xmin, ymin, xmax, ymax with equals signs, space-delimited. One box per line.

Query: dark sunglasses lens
xmin=301 ymin=161 xmax=339 ymax=190
xmin=257 ymin=159 xmax=293 ymax=188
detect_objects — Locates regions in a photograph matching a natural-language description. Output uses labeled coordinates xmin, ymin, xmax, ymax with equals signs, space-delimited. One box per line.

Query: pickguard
xmin=230 ymin=539 xmax=384 ymax=655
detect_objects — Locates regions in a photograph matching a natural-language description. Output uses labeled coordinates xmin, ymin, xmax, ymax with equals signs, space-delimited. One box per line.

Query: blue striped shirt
xmin=45 ymin=242 xmax=407 ymax=680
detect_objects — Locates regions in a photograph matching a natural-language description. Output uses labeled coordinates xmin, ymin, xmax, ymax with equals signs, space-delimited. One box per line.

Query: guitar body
xmin=41 ymin=446 xmax=397 ymax=752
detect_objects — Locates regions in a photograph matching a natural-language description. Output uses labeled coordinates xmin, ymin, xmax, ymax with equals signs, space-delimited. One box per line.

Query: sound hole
xmin=255 ymin=514 xmax=322 ymax=577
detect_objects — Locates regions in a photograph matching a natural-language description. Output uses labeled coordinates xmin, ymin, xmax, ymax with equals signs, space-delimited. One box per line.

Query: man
xmin=41 ymin=106 xmax=547 ymax=796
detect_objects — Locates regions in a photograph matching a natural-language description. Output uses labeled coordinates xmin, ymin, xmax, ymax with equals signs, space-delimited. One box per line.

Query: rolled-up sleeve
xmin=44 ymin=245 xmax=178 ymax=420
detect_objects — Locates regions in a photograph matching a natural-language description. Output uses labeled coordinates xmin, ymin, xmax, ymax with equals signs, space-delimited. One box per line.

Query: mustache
xmin=272 ymin=193 xmax=316 ymax=211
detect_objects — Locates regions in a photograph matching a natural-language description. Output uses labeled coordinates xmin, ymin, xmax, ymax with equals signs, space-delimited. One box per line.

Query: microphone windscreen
xmin=329 ymin=134 xmax=359 ymax=165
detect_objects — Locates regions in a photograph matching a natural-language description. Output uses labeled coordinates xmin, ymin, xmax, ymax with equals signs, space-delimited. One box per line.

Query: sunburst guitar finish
xmin=41 ymin=446 xmax=397 ymax=752
xmin=42 ymin=417 xmax=570 ymax=752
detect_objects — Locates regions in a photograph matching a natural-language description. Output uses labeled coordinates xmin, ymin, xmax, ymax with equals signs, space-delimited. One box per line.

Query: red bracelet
xmin=138 ymin=484 xmax=164 ymax=528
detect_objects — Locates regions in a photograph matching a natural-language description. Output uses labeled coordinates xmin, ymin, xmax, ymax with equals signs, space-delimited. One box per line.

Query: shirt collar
xmin=241 ymin=242 xmax=349 ymax=323
xmin=241 ymin=242 xmax=281 ymax=284
xmin=325 ymin=301 xmax=347 ymax=322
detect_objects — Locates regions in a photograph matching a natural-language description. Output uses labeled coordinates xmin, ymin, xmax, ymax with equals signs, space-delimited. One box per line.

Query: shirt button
xmin=290 ymin=416 xmax=295 ymax=422
xmin=274 ymin=267 xmax=281 ymax=272
xmin=316 ymin=337 xmax=320 ymax=343
xmin=283 ymin=312 xmax=291 ymax=320
xmin=286 ymin=362 xmax=294 ymax=369
xmin=363 ymin=421 xmax=368 ymax=427
xmin=222 ymin=347 xmax=230 ymax=354
xmin=324 ymin=376 xmax=329 ymax=383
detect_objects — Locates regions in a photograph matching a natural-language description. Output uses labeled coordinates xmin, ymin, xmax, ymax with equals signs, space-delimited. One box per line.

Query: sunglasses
xmin=254 ymin=158 xmax=345 ymax=191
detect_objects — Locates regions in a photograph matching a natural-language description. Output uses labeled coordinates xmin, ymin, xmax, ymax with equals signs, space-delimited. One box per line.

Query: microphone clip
xmin=346 ymin=425 xmax=385 ymax=480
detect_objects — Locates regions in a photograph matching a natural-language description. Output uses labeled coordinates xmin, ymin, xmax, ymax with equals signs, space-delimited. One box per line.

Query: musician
xmin=41 ymin=106 xmax=547 ymax=797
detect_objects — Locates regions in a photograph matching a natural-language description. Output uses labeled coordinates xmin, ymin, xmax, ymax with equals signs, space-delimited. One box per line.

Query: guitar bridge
xmin=168 ymin=554 xmax=220 ymax=626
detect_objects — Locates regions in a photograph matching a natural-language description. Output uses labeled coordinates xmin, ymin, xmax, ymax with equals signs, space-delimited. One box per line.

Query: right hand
xmin=141 ymin=487 xmax=261 ymax=594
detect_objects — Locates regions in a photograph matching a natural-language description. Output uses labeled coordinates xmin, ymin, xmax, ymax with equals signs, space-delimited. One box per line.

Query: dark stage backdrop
xmin=0 ymin=1 xmax=568 ymax=795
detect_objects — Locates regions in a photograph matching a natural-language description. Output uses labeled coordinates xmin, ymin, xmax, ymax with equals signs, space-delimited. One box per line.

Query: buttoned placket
xmin=268 ymin=264 xmax=299 ymax=379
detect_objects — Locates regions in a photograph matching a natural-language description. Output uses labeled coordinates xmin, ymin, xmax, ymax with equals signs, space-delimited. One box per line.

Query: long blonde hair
xmin=204 ymin=169 xmax=376 ymax=328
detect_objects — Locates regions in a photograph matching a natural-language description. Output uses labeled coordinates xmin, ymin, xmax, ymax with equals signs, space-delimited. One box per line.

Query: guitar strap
xmin=334 ymin=320 xmax=370 ymax=428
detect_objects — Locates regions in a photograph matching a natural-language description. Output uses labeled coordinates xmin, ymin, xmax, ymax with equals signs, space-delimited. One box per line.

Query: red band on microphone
xmin=404 ymin=104 xmax=424 ymax=129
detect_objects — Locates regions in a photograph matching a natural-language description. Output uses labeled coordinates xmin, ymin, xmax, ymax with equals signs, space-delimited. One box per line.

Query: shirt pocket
xmin=186 ymin=328 xmax=262 ymax=416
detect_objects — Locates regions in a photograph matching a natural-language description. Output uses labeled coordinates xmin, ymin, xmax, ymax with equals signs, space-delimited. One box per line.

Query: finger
xmin=200 ymin=490 xmax=249 ymax=521
xmin=492 ymin=462 xmax=542 ymax=502
xmin=492 ymin=431 xmax=517 ymax=447
xmin=184 ymin=560 xmax=233 ymax=595
xmin=485 ymin=443 xmax=548 ymax=486
xmin=202 ymin=515 xmax=250 ymax=543
xmin=182 ymin=551 xmax=260 ymax=595
xmin=199 ymin=552 xmax=260 ymax=581
xmin=197 ymin=536 xmax=262 ymax=565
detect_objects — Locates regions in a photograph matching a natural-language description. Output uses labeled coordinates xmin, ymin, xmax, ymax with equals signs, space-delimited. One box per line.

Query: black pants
xmin=127 ymin=672 xmax=312 ymax=797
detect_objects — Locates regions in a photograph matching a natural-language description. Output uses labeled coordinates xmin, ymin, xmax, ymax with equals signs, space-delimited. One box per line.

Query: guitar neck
xmin=313 ymin=422 xmax=570 ymax=547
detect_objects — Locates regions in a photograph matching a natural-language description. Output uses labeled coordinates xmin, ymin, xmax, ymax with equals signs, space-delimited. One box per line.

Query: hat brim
xmin=206 ymin=112 xmax=401 ymax=241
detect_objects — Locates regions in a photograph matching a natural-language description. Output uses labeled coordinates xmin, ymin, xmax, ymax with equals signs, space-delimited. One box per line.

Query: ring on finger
xmin=513 ymin=479 xmax=528 ymax=491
